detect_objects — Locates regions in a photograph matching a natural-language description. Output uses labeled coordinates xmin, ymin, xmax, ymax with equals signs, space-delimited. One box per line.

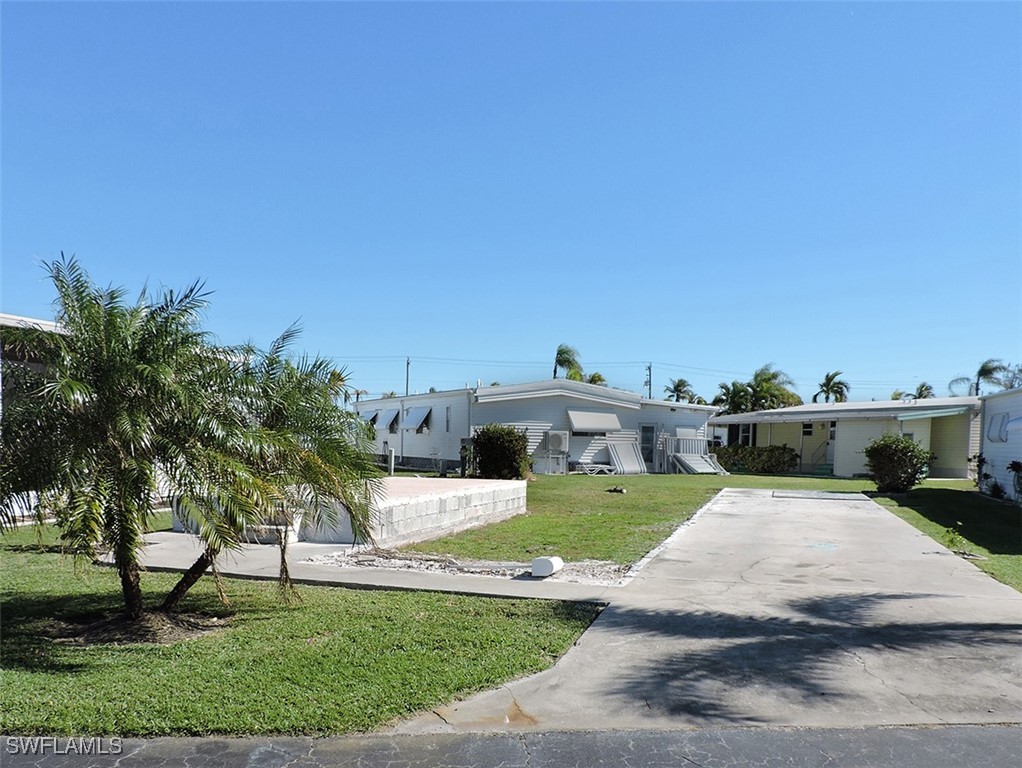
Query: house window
xmin=445 ymin=405 xmax=451 ymax=433
xmin=390 ymin=421 xmax=398 ymax=435
xmin=802 ymin=422 xmax=813 ymax=436
xmin=739 ymin=423 xmax=753 ymax=446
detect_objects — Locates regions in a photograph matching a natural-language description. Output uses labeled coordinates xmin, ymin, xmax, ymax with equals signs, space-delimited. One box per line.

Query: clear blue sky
xmin=3 ymin=1 xmax=1019 ymax=402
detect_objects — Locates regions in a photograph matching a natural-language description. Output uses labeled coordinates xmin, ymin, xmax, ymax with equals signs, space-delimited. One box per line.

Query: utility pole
xmin=405 ymin=357 xmax=410 ymax=397
xmin=644 ymin=363 xmax=652 ymax=399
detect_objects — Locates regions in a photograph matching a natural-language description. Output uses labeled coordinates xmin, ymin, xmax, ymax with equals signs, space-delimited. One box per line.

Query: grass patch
xmin=0 ymin=523 xmax=599 ymax=736
xmin=873 ymin=488 xmax=1022 ymax=592
xmin=406 ymin=473 xmax=879 ymax=564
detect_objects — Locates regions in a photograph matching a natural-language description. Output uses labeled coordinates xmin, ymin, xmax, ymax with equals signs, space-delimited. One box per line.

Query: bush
xmin=473 ymin=423 xmax=530 ymax=480
xmin=863 ymin=434 xmax=935 ymax=493
xmin=713 ymin=444 xmax=799 ymax=474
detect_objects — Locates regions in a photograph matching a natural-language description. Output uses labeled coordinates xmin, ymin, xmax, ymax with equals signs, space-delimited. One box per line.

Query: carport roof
xmin=710 ymin=397 xmax=980 ymax=425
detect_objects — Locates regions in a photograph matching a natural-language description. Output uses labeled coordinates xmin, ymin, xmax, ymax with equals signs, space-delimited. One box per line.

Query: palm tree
xmin=565 ymin=366 xmax=584 ymax=382
xmin=163 ymin=326 xmax=381 ymax=610
xmin=552 ymin=344 xmax=580 ymax=379
xmin=812 ymin=371 xmax=850 ymax=403
xmin=585 ymin=371 xmax=607 ymax=386
xmin=712 ymin=381 xmax=752 ymax=415
xmin=997 ymin=364 xmax=1022 ymax=391
xmin=0 ymin=256 xmax=244 ymax=619
xmin=913 ymin=382 xmax=935 ymax=399
xmin=890 ymin=389 xmax=907 ymax=400
xmin=749 ymin=364 xmax=802 ymax=410
xmin=2 ymin=257 xmax=382 ymax=620
xmin=949 ymin=358 xmax=1009 ymax=397
xmin=380 ymin=391 xmax=398 ymax=399
xmin=664 ymin=378 xmax=696 ymax=403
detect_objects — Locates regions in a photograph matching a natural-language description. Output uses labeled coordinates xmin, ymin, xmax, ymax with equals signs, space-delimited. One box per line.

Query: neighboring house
xmin=0 ymin=313 xmax=62 ymax=411
xmin=709 ymin=397 xmax=981 ymax=479
xmin=355 ymin=379 xmax=718 ymax=474
xmin=979 ymin=388 xmax=1022 ymax=500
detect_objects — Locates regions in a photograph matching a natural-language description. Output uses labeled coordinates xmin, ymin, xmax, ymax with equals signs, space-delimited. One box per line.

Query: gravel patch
xmin=304 ymin=548 xmax=630 ymax=585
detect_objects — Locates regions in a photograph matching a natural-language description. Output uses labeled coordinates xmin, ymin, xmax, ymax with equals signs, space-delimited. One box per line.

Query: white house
xmin=979 ymin=388 xmax=1022 ymax=500
xmin=355 ymin=379 xmax=719 ymax=475
xmin=709 ymin=397 xmax=981 ymax=479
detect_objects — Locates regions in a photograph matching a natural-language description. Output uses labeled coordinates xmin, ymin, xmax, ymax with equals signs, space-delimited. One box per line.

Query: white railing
xmin=656 ymin=436 xmax=710 ymax=473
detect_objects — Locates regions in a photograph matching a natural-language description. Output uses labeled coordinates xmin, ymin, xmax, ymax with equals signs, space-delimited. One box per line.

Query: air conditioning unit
xmin=547 ymin=430 xmax=570 ymax=453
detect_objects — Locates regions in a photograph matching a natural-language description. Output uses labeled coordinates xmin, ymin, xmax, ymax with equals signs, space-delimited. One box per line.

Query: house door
xmin=826 ymin=421 xmax=837 ymax=463
xmin=640 ymin=424 xmax=656 ymax=467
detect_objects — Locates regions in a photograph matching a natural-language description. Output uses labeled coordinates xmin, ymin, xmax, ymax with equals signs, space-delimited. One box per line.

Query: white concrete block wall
xmin=300 ymin=480 xmax=527 ymax=547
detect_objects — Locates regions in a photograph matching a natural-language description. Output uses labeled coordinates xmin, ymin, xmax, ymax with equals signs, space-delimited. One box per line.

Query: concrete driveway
xmin=396 ymin=488 xmax=1022 ymax=732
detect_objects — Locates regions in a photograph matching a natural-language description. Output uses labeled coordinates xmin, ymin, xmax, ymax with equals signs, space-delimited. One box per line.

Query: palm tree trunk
xmin=160 ymin=546 xmax=216 ymax=613
xmin=119 ymin=561 xmax=145 ymax=620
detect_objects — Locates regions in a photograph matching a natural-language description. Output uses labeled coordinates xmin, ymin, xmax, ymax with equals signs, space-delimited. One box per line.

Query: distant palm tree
xmin=712 ymin=381 xmax=752 ymax=415
xmin=552 ymin=344 xmax=580 ymax=379
xmin=890 ymin=389 xmax=907 ymax=400
xmin=380 ymin=391 xmax=398 ymax=399
xmin=812 ymin=371 xmax=850 ymax=403
xmin=997 ymin=364 xmax=1022 ymax=391
xmin=585 ymin=371 xmax=607 ymax=386
xmin=565 ymin=366 xmax=584 ymax=381
xmin=664 ymin=378 xmax=696 ymax=403
xmin=749 ymin=364 xmax=802 ymax=410
xmin=949 ymin=359 xmax=1009 ymax=396
xmin=913 ymin=382 xmax=935 ymax=399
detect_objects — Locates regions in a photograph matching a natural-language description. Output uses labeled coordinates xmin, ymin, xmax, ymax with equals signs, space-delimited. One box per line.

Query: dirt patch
xmin=47 ymin=611 xmax=229 ymax=646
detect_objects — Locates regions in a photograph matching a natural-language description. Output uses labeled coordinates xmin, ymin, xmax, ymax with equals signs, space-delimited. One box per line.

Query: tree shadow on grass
xmin=604 ymin=592 xmax=1022 ymax=723
xmin=881 ymin=488 xmax=1022 ymax=556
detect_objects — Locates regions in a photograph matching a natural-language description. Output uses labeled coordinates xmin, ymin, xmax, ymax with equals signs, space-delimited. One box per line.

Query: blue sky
xmin=3 ymin=1 xmax=1020 ymax=403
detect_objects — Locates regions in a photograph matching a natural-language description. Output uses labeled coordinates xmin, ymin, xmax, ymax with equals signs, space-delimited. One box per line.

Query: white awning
xmin=376 ymin=408 xmax=400 ymax=430
xmin=896 ymin=407 xmax=970 ymax=422
xmin=360 ymin=410 xmax=379 ymax=423
xmin=567 ymin=410 xmax=622 ymax=433
xmin=403 ymin=406 xmax=432 ymax=431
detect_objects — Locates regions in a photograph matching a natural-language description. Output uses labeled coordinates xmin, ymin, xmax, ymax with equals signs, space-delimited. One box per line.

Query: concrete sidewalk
xmin=395 ymin=489 xmax=1022 ymax=732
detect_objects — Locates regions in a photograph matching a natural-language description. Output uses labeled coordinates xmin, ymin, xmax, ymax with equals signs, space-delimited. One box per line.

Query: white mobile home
xmin=709 ymin=397 xmax=981 ymax=479
xmin=355 ymin=379 xmax=718 ymax=474
xmin=979 ymin=388 xmax=1022 ymax=500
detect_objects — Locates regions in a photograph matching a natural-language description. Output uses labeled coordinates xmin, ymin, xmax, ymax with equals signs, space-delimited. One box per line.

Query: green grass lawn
xmin=0 ymin=523 xmax=599 ymax=736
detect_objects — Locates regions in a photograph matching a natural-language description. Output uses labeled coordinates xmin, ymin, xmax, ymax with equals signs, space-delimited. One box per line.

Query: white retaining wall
xmin=300 ymin=477 xmax=527 ymax=548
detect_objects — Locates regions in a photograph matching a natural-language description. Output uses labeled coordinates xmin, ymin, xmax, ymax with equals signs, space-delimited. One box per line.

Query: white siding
xmin=833 ymin=418 xmax=900 ymax=477
xmin=981 ymin=389 xmax=1022 ymax=499
xmin=358 ymin=391 xmax=471 ymax=464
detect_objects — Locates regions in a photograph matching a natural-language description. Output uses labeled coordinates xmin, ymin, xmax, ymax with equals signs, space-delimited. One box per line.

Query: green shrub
xmin=473 ymin=423 xmax=530 ymax=479
xmin=713 ymin=444 xmax=799 ymax=474
xmin=863 ymin=433 xmax=935 ymax=493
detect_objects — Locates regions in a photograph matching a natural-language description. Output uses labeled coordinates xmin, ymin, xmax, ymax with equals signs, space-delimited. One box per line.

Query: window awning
xmin=376 ymin=408 xmax=399 ymax=430
xmin=403 ymin=406 xmax=432 ymax=431
xmin=360 ymin=410 xmax=379 ymax=423
xmin=896 ymin=407 xmax=970 ymax=422
xmin=567 ymin=410 xmax=622 ymax=433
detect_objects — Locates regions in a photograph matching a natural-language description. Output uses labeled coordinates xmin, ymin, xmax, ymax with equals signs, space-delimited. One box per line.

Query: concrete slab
xmin=396 ymin=489 xmax=1022 ymax=732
